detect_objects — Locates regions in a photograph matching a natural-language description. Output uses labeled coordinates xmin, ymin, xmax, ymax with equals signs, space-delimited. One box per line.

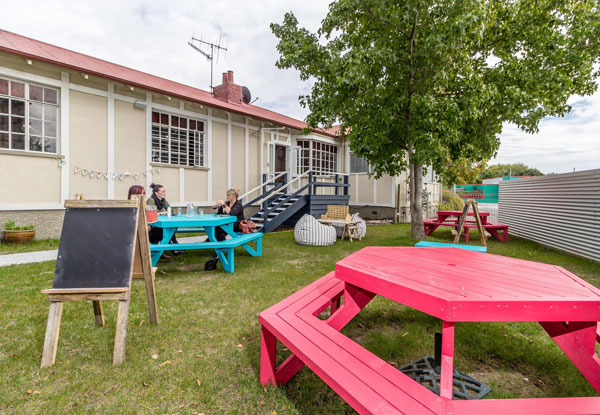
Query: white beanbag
xmin=294 ymin=214 xmax=336 ymax=246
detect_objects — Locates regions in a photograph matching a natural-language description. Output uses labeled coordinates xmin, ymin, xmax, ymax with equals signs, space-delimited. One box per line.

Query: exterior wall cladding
xmin=0 ymin=29 xmax=441 ymax=239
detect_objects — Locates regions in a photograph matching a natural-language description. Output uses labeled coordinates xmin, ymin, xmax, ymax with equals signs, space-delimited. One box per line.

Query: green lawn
xmin=0 ymin=225 xmax=598 ymax=414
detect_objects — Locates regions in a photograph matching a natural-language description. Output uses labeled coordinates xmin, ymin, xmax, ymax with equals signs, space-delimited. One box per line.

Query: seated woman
xmin=146 ymin=183 xmax=181 ymax=254
xmin=127 ymin=185 xmax=145 ymax=200
xmin=205 ymin=188 xmax=244 ymax=271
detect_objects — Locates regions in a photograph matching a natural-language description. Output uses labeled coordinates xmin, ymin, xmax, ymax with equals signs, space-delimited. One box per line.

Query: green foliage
xmin=3 ymin=220 xmax=35 ymax=231
xmin=440 ymin=158 xmax=488 ymax=185
xmin=438 ymin=189 xmax=465 ymax=211
xmin=271 ymin=0 xmax=600 ymax=234
xmin=481 ymin=163 xmax=544 ymax=180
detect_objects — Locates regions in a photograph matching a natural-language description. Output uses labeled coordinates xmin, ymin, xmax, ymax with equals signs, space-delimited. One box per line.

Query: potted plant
xmin=2 ymin=220 xmax=36 ymax=243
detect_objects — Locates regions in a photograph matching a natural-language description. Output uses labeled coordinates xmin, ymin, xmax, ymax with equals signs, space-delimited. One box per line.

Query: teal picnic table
xmin=149 ymin=214 xmax=262 ymax=273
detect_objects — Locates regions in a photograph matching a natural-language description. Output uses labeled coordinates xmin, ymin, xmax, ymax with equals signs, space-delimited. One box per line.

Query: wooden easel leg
xmin=41 ymin=301 xmax=63 ymax=368
xmin=143 ymin=275 xmax=159 ymax=325
xmin=113 ymin=299 xmax=130 ymax=365
xmin=92 ymin=301 xmax=105 ymax=327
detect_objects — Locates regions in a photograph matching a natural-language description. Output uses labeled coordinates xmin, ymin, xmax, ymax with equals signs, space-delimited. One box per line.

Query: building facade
xmin=0 ymin=30 xmax=439 ymax=238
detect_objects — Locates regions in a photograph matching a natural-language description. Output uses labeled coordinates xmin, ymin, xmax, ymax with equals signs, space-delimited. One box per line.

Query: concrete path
xmin=0 ymin=235 xmax=208 ymax=268
xmin=0 ymin=250 xmax=58 ymax=267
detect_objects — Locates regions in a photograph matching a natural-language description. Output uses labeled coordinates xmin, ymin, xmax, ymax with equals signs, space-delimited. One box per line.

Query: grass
xmin=0 ymin=239 xmax=59 ymax=255
xmin=0 ymin=225 xmax=598 ymax=414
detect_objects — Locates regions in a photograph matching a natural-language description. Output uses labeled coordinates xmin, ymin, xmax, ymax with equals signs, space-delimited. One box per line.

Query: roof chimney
xmin=214 ymin=70 xmax=243 ymax=105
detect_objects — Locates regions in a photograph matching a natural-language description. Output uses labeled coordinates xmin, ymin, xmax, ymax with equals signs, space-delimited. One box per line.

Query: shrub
xmin=4 ymin=220 xmax=35 ymax=231
xmin=438 ymin=189 xmax=465 ymax=211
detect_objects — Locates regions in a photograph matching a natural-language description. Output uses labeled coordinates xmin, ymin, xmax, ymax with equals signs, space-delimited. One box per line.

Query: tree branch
xmin=360 ymin=3 xmax=410 ymax=39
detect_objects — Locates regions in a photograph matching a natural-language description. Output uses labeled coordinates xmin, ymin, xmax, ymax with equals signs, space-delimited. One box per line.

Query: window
xmin=296 ymin=139 xmax=339 ymax=175
xmin=0 ymin=77 xmax=59 ymax=153
xmin=151 ymin=111 xmax=204 ymax=167
xmin=350 ymin=151 xmax=370 ymax=173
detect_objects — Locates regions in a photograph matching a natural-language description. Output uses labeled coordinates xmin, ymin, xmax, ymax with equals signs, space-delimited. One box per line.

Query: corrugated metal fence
xmin=498 ymin=169 xmax=600 ymax=262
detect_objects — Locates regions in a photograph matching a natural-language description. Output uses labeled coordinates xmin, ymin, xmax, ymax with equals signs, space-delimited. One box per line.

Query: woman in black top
xmin=146 ymin=183 xmax=181 ymax=253
xmin=215 ymin=187 xmax=244 ymax=236
xmin=205 ymin=188 xmax=244 ymax=270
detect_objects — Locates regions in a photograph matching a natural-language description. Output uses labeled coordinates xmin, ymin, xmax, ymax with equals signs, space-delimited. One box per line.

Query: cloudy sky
xmin=1 ymin=0 xmax=598 ymax=174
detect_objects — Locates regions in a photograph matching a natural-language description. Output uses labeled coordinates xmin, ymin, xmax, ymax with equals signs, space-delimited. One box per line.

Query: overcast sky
xmin=1 ymin=0 xmax=598 ymax=174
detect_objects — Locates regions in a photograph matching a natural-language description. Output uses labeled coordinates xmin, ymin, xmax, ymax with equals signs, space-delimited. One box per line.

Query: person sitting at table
xmin=146 ymin=183 xmax=182 ymax=254
xmin=204 ymin=187 xmax=244 ymax=271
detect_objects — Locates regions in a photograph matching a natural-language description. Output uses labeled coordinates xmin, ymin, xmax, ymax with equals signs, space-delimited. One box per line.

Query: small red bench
xmin=259 ymin=272 xmax=442 ymax=414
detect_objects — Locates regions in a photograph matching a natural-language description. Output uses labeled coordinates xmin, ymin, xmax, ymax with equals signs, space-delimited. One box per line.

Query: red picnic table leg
xmin=540 ymin=321 xmax=600 ymax=394
xmin=440 ymin=321 xmax=455 ymax=400
xmin=260 ymin=325 xmax=278 ymax=385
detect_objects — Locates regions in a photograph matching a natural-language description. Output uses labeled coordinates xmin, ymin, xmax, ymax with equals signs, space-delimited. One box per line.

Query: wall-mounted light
xmin=26 ymin=58 xmax=33 ymax=65
xmin=126 ymin=85 xmax=135 ymax=91
xmin=133 ymin=100 xmax=147 ymax=110
xmin=166 ymin=96 xmax=172 ymax=101
xmin=81 ymin=72 xmax=89 ymax=79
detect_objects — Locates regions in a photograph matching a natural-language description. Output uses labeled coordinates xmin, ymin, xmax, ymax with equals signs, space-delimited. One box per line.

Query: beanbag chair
xmin=294 ymin=214 xmax=336 ymax=246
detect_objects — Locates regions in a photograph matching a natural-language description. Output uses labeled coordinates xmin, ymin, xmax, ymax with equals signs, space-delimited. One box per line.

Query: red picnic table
xmin=260 ymin=247 xmax=600 ymax=414
xmin=424 ymin=210 xmax=509 ymax=242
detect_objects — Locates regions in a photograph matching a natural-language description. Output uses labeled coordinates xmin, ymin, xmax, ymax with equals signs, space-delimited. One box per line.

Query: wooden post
xmin=41 ymin=302 xmax=63 ymax=368
xmin=92 ymin=301 xmax=105 ymax=327
xmin=113 ymin=299 xmax=131 ymax=365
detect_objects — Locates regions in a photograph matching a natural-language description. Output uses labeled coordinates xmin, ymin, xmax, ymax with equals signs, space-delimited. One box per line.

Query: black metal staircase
xmin=241 ymin=171 xmax=350 ymax=233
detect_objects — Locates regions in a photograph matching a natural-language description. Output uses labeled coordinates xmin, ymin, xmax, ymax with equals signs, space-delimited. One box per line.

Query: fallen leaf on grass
xmin=236 ymin=344 xmax=244 ymax=349
xmin=196 ymin=379 xmax=202 ymax=387
xmin=151 ymin=354 xmax=158 ymax=360
xmin=387 ymin=361 xmax=398 ymax=366
xmin=26 ymin=390 xmax=41 ymax=395
xmin=357 ymin=323 xmax=365 ymax=329
xmin=176 ymin=349 xmax=183 ymax=353
xmin=401 ymin=332 xmax=409 ymax=337
xmin=159 ymin=360 xmax=172 ymax=367
xmin=139 ymin=320 xmax=145 ymax=326
xmin=103 ymin=384 xmax=118 ymax=395
xmin=271 ymin=411 xmax=277 ymax=415
xmin=143 ymin=382 xmax=150 ymax=387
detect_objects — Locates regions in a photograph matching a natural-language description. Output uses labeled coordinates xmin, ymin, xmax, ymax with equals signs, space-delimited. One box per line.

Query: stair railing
xmin=261 ymin=171 xmax=314 ymax=224
xmin=240 ymin=171 xmax=287 ymax=209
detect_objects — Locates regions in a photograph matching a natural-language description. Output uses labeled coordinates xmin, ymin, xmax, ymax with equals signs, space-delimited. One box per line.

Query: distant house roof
xmin=0 ymin=29 xmax=336 ymax=138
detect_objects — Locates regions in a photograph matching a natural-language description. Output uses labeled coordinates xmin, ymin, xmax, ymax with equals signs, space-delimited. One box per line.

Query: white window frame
xmin=151 ymin=110 xmax=205 ymax=167
xmin=0 ymin=76 xmax=60 ymax=154
xmin=349 ymin=150 xmax=370 ymax=174
xmin=296 ymin=139 xmax=340 ymax=176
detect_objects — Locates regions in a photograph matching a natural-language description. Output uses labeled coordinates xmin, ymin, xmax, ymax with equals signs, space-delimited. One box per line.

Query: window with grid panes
xmin=296 ymin=140 xmax=338 ymax=175
xmin=0 ymin=77 xmax=59 ymax=153
xmin=151 ymin=111 xmax=204 ymax=167
xmin=350 ymin=151 xmax=370 ymax=173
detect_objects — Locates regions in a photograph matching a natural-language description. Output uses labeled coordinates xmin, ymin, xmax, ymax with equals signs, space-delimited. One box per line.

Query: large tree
xmin=271 ymin=0 xmax=600 ymax=239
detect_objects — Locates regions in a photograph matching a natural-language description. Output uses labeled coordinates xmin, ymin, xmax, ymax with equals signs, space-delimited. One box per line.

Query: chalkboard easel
xmin=40 ymin=198 xmax=158 ymax=367
xmin=451 ymin=199 xmax=490 ymax=247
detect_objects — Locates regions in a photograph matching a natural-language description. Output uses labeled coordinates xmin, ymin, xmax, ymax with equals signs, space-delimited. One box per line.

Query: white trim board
xmin=107 ymin=84 xmax=115 ymax=199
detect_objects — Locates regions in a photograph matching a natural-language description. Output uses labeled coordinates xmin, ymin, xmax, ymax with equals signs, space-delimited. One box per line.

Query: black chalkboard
xmin=52 ymin=207 xmax=138 ymax=289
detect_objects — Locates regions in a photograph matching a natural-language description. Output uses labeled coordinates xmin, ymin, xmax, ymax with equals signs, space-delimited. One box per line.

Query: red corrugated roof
xmin=0 ymin=29 xmax=335 ymax=137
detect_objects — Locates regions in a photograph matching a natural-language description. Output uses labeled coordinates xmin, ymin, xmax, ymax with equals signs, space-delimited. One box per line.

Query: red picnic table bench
xmin=424 ymin=210 xmax=509 ymax=242
xmin=259 ymin=247 xmax=600 ymax=414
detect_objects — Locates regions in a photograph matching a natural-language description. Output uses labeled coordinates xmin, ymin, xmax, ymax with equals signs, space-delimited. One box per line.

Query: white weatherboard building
xmin=0 ymin=30 xmax=440 ymax=238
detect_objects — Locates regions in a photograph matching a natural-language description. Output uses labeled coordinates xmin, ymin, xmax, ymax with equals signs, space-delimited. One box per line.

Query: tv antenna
xmin=188 ymin=33 xmax=228 ymax=93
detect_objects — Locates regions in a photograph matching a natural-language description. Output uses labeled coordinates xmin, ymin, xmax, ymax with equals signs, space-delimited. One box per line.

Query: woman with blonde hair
xmin=205 ymin=187 xmax=243 ymax=270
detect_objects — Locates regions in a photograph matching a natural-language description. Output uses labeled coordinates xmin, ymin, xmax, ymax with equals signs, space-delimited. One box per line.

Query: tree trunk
xmin=409 ymin=153 xmax=426 ymax=240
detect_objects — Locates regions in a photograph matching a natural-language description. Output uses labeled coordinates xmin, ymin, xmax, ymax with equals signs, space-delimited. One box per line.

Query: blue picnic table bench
xmin=148 ymin=214 xmax=262 ymax=273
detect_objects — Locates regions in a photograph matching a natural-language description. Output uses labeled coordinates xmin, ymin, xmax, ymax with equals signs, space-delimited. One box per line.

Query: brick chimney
xmin=213 ymin=70 xmax=243 ymax=105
